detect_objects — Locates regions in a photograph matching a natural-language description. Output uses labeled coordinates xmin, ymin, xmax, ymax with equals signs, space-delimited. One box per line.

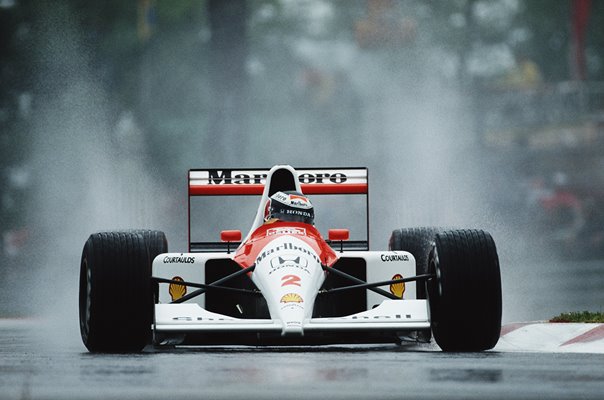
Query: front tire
xmin=79 ymin=230 xmax=167 ymax=353
xmin=427 ymin=229 xmax=502 ymax=352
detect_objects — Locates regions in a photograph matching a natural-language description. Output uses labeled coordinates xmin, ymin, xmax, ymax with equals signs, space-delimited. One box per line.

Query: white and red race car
xmin=79 ymin=165 xmax=502 ymax=352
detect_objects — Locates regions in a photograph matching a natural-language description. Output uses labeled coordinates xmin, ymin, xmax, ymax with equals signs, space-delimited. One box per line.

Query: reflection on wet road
xmin=1 ymin=321 xmax=603 ymax=400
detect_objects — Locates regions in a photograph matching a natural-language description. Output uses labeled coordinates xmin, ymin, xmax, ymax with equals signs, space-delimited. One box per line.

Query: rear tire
xmin=79 ymin=230 xmax=167 ymax=353
xmin=389 ymin=227 xmax=441 ymax=342
xmin=427 ymin=229 xmax=502 ymax=352
xmin=389 ymin=227 xmax=441 ymax=299
xmin=128 ymin=229 xmax=168 ymax=263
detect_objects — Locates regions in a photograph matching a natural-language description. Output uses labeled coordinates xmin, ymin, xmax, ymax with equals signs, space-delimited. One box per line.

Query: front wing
xmin=154 ymin=299 xmax=430 ymax=336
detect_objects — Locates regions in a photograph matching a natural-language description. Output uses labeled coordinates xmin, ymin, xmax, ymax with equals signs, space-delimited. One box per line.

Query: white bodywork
xmin=153 ymin=248 xmax=430 ymax=337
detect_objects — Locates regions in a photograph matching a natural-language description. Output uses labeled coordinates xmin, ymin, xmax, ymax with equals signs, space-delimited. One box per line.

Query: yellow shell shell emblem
xmin=280 ymin=293 xmax=303 ymax=303
xmin=169 ymin=276 xmax=187 ymax=301
xmin=390 ymin=274 xmax=405 ymax=299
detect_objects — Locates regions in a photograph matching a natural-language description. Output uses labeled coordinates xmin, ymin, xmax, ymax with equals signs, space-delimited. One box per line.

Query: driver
xmin=264 ymin=191 xmax=314 ymax=225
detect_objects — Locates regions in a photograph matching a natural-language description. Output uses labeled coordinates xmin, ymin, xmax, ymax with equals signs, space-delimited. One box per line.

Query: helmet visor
xmin=271 ymin=207 xmax=314 ymax=225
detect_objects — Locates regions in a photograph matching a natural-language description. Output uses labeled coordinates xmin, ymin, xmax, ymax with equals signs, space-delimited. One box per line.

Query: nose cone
xmin=251 ymin=237 xmax=325 ymax=336
xmin=279 ymin=292 xmax=305 ymax=336
xmin=278 ymin=289 xmax=309 ymax=336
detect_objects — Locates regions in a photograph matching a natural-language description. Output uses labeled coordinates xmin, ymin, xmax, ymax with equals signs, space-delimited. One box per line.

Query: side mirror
xmin=221 ymin=230 xmax=242 ymax=242
xmin=328 ymin=229 xmax=350 ymax=241
xmin=329 ymin=229 xmax=349 ymax=253
xmin=221 ymin=230 xmax=242 ymax=254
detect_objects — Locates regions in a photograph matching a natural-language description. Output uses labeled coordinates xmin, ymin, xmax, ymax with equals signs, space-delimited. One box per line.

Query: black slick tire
xmin=390 ymin=227 xmax=441 ymax=342
xmin=128 ymin=229 xmax=168 ymax=262
xmin=79 ymin=230 xmax=168 ymax=353
xmin=389 ymin=227 xmax=441 ymax=299
xmin=427 ymin=229 xmax=502 ymax=352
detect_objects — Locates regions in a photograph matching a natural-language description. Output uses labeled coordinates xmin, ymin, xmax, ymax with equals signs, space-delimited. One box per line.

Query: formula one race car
xmin=79 ymin=165 xmax=502 ymax=353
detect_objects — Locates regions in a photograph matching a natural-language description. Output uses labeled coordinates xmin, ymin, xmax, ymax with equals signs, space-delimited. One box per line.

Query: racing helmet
xmin=264 ymin=191 xmax=314 ymax=225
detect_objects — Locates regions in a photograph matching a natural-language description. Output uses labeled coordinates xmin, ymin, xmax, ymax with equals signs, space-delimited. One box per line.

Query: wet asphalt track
xmin=1 ymin=258 xmax=603 ymax=400
xmin=1 ymin=320 xmax=604 ymax=400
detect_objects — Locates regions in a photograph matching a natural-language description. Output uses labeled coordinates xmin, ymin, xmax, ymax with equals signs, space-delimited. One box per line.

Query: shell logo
xmin=280 ymin=293 xmax=304 ymax=303
xmin=169 ymin=276 xmax=187 ymax=301
xmin=390 ymin=274 xmax=405 ymax=299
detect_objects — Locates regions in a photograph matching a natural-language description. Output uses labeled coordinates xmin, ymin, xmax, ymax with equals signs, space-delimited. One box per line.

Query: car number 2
xmin=281 ymin=274 xmax=301 ymax=287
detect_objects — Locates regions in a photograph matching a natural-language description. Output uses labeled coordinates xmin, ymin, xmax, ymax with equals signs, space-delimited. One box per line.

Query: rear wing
xmin=188 ymin=167 xmax=369 ymax=252
xmin=189 ymin=168 xmax=368 ymax=195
